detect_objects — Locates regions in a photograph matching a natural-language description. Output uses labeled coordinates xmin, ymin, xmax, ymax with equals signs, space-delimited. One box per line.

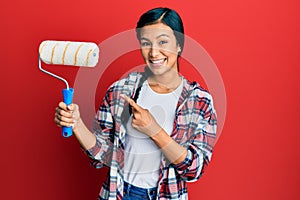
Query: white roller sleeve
xmin=39 ymin=40 xmax=99 ymax=67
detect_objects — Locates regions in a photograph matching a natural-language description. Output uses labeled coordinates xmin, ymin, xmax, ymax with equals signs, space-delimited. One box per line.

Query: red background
xmin=1 ymin=0 xmax=299 ymax=199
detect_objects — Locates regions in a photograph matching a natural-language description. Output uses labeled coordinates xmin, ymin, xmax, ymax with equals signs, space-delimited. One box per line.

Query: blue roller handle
xmin=62 ymin=88 xmax=74 ymax=137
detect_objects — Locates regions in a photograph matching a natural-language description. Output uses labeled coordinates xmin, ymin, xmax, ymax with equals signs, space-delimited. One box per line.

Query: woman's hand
xmin=54 ymin=102 xmax=81 ymax=130
xmin=121 ymin=94 xmax=187 ymax=164
xmin=120 ymin=94 xmax=162 ymax=137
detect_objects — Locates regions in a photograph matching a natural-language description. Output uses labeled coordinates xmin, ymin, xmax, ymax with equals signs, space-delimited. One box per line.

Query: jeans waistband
xmin=123 ymin=181 xmax=157 ymax=200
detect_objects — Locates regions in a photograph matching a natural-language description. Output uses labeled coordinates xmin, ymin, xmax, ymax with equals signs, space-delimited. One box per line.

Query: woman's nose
xmin=150 ymin=46 xmax=160 ymax=57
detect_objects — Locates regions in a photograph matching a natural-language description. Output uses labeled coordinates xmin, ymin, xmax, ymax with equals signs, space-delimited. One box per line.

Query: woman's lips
xmin=149 ymin=58 xmax=166 ymax=67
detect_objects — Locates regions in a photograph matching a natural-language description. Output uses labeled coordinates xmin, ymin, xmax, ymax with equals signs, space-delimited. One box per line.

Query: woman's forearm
xmin=151 ymin=130 xmax=187 ymax=165
xmin=73 ymin=118 xmax=96 ymax=150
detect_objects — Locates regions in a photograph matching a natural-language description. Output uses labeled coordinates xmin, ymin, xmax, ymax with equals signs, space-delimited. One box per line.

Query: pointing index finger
xmin=120 ymin=94 xmax=141 ymax=111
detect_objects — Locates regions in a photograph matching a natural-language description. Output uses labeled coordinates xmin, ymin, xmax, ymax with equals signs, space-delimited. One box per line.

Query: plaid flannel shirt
xmin=85 ymin=72 xmax=217 ymax=200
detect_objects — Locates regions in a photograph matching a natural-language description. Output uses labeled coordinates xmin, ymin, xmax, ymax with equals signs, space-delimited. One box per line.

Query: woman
xmin=55 ymin=7 xmax=217 ymax=200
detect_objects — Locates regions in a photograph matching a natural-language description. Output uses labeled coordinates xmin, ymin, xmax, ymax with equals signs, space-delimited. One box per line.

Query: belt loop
xmin=127 ymin=182 xmax=131 ymax=194
xmin=147 ymin=188 xmax=151 ymax=200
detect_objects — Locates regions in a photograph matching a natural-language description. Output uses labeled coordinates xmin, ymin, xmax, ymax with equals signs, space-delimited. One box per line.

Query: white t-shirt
xmin=124 ymin=79 xmax=183 ymax=188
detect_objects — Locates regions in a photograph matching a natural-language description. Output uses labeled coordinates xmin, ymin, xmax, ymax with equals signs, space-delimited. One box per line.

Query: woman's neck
xmin=147 ymin=73 xmax=182 ymax=93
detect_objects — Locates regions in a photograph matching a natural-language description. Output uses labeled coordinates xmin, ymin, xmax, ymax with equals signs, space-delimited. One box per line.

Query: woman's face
xmin=139 ymin=23 xmax=181 ymax=76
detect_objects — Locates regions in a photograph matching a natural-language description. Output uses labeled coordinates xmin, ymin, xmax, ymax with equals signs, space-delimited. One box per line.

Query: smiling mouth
xmin=149 ymin=58 xmax=166 ymax=65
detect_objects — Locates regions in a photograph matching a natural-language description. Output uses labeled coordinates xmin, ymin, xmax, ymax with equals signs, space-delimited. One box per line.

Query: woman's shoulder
xmin=182 ymin=76 xmax=213 ymax=100
xmin=106 ymin=72 xmax=143 ymax=92
xmin=113 ymin=72 xmax=142 ymax=86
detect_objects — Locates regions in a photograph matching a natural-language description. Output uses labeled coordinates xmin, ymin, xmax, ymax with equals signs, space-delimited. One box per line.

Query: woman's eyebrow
xmin=140 ymin=34 xmax=170 ymax=41
xmin=156 ymin=34 xmax=170 ymax=39
xmin=140 ymin=37 xmax=150 ymax=41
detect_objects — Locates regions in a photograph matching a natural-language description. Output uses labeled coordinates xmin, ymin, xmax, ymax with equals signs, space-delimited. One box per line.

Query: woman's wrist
xmin=72 ymin=117 xmax=83 ymax=135
xmin=151 ymin=129 xmax=187 ymax=164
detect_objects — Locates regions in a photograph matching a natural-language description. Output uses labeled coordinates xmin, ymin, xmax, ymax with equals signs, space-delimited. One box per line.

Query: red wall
xmin=1 ymin=0 xmax=299 ymax=199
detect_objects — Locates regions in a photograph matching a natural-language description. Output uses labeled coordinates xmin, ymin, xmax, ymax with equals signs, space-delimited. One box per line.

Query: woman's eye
xmin=141 ymin=41 xmax=151 ymax=47
xmin=159 ymin=40 xmax=168 ymax=45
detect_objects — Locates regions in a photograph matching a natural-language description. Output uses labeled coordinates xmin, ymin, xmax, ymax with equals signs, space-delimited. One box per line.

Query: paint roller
xmin=38 ymin=40 xmax=99 ymax=137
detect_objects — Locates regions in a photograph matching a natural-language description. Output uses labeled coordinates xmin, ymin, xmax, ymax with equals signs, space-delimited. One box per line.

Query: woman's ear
xmin=177 ymin=45 xmax=182 ymax=54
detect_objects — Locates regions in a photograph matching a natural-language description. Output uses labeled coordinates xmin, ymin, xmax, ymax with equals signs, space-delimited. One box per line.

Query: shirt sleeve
xmin=172 ymin=92 xmax=217 ymax=182
xmin=82 ymin=87 xmax=115 ymax=169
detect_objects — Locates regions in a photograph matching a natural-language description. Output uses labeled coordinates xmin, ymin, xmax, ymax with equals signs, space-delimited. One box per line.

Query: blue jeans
xmin=123 ymin=181 xmax=158 ymax=200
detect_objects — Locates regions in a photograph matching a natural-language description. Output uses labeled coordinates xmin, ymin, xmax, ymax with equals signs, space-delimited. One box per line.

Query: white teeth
xmin=151 ymin=59 xmax=165 ymax=64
